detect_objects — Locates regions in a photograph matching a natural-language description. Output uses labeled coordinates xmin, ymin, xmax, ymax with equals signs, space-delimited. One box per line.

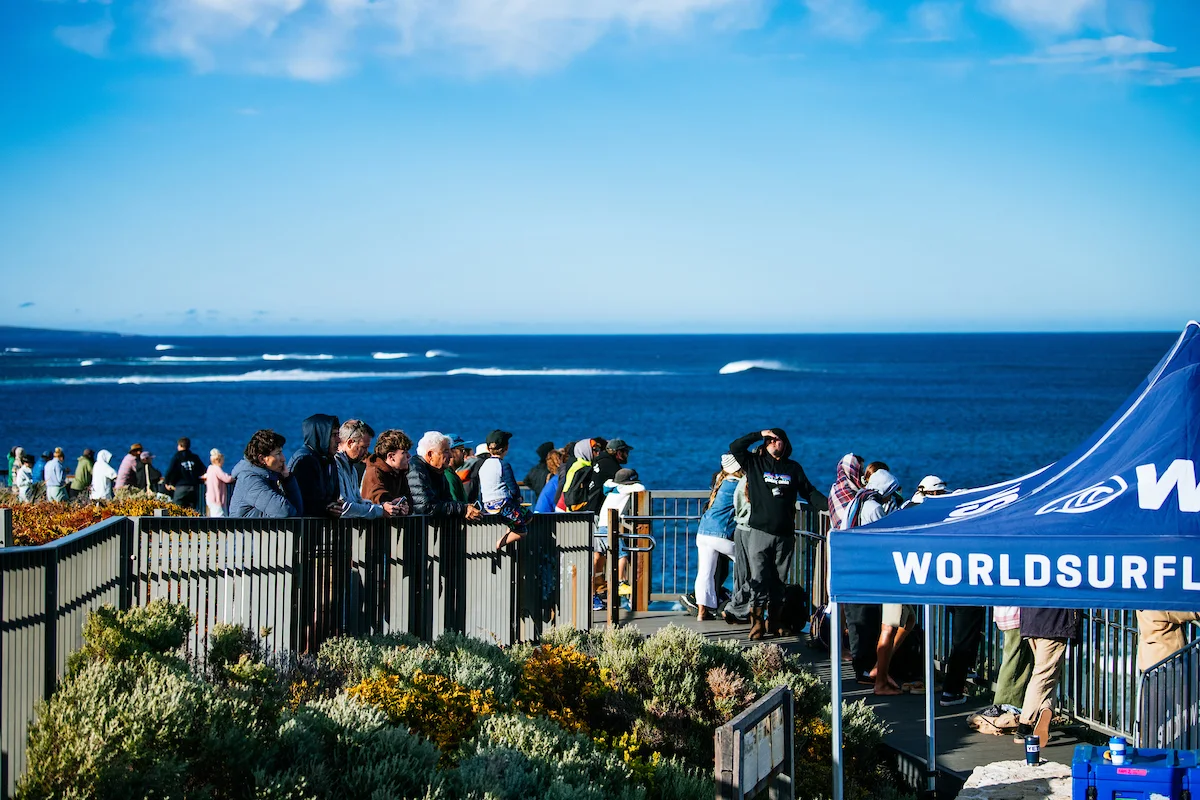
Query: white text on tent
xmin=892 ymin=552 xmax=1200 ymax=591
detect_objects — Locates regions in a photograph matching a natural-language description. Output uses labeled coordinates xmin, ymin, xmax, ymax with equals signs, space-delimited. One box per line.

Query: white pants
xmin=694 ymin=534 xmax=736 ymax=609
xmin=207 ymin=504 xmax=225 ymax=518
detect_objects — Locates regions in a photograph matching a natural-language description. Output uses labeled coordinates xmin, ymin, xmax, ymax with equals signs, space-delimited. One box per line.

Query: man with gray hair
xmin=407 ymin=431 xmax=482 ymax=519
xmin=334 ymin=419 xmax=405 ymax=518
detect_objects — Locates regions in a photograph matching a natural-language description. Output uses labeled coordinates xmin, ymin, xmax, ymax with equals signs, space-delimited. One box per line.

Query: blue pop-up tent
xmin=827 ymin=321 xmax=1200 ymax=799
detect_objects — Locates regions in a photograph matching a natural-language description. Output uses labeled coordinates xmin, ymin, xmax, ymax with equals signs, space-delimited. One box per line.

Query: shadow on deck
xmin=596 ymin=609 xmax=1087 ymax=795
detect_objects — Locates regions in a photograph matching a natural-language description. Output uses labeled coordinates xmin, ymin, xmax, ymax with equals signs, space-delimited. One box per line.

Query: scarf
xmin=828 ymin=454 xmax=863 ymax=530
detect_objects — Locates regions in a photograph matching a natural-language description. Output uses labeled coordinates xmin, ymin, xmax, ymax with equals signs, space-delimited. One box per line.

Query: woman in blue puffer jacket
xmin=229 ymin=430 xmax=303 ymax=518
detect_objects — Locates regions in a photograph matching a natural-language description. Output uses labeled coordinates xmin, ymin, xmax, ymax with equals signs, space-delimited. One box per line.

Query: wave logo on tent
xmin=1035 ymin=476 xmax=1128 ymax=516
xmin=946 ymin=485 xmax=1022 ymax=520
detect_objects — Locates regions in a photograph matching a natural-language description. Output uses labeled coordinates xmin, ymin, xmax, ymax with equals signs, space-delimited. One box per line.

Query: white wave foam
xmin=372 ymin=352 xmax=412 ymax=360
xmin=55 ymin=369 xmax=444 ymax=386
xmin=155 ymin=344 xmax=175 ymax=351
xmin=425 ymin=349 xmax=457 ymax=358
xmin=718 ymin=360 xmax=798 ymax=375
xmin=446 ymin=367 xmax=668 ymax=377
xmin=4 ymin=347 xmax=32 ymax=353
xmin=156 ymin=356 xmax=245 ymax=363
xmin=80 ymin=360 xmax=95 ymax=367
xmin=262 ymin=353 xmax=334 ymax=361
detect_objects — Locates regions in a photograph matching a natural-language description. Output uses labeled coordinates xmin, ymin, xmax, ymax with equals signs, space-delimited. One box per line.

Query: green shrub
xmin=67 ymin=599 xmax=193 ymax=674
xmin=316 ymin=633 xmax=420 ymax=684
xmin=18 ymin=655 xmax=266 ymax=800
xmin=594 ymin=626 xmax=644 ymax=691
xmin=267 ymin=695 xmax=442 ymax=799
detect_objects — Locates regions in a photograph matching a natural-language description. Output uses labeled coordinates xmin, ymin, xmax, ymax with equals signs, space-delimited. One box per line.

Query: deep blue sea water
xmin=0 ymin=328 xmax=1178 ymax=496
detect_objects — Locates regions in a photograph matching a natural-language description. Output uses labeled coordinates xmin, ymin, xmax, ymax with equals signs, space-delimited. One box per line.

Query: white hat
xmin=918 ymin=475 xmax=947 ymax=493
xmin=475 ymin=443 xmax=490 ymax=456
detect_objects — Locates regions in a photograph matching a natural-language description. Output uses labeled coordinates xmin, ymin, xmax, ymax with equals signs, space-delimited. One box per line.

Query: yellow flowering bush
xmin=515 ymin=644 xmax=604 ymax=733
xmin=347 ymin=670 xmax=496 ymax=758
xmin=9 ymin=498 xmax=199 ymax=547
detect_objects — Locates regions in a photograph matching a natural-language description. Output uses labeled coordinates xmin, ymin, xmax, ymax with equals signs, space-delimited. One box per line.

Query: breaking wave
xmin=3 ymin=347 xmax=32 ymax=353
xmin=262 ymin=353 xmax=334 ymax=361
xmin=446 ymin=367 xmax=669 ymax=377
xmin=372 ymin=352 xmax=412 ymax=360
xmin=425 ymin=349 xmax=457 ymax=358
xmin=154 ymin=344 xmax=176 ymax=351
xmin=718 ymin=360 xmax=800 ymax=375
xmin=55 ymin=369 xmax=443 ymax=386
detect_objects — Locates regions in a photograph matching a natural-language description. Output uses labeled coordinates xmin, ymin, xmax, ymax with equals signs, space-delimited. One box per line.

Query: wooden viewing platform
xmin=597 ymin=609 xmax=1091 ymax=797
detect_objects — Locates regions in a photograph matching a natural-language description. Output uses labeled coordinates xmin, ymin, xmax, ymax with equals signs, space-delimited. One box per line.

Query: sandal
xmin=902 ymin=681 xmax=925 ymax=694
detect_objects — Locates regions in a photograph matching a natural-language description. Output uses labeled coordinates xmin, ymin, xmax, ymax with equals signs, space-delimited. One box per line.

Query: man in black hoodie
xmin=164 ymin=437 xmax=205 ymax=510
xmin=523 ymin=441 xmax=555 ymax=497
xmin=730 ymin=428 xmax=827 ymax=639
xmin=583 ymin=439 xmax=632 ymax=513
xmin=287 ymin=414 xmax=342 ymax=517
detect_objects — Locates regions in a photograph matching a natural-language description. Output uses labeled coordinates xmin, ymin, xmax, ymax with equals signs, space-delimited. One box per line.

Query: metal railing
xmin=0 ymin=512 xmax=592 ymax=798
xmin=1136 ymin=625 xmax=1200 ymax=749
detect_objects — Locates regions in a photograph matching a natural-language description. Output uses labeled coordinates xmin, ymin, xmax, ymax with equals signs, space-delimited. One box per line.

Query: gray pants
xmin=47 ymin=485 xmax=68 ymax=502
xmin=725 ymin=527 xmax=794 ymax=613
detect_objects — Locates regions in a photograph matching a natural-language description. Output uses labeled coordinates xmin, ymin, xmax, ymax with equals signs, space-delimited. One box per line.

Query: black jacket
xmin=583 ymin=451 xmax=621 ymax=513
xmin=165 ymin=448 xmax=204 ymax=488
xmin=524 ymin=463 xmax=550 ymax=497
xmin=287 ymin=414 xmax=339 ymax=516
xmin=730 ymin=430 xmax=824 ymax=536
xmin=133 ymin=462 xmax=164 ymax=494
xmin=1020 ymin=607 xmax=1081 ymax=642
xmin=408 ymin=456 xmax=472 ymax=517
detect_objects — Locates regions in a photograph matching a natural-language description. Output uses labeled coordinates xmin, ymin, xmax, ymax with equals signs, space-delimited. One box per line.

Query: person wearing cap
xmin=443 ymin=434 xmax=472 ymax=502
xmin=44 ymin=447 xmax=68 ymax=502
xmin=583 ymin=439 xmax=633 ymax=515
xmin=524 ymin=441 xmax=556 ymax=498
xmin=115 ymin=443 xmax=143 ymax=491
xmin=458 ymin=442 xmax=492 ymax=504
xmin=69 ymin=448 xmax=94 ymax=500
xmin=133 ymin=451 xmax=165 ymax=497
xmin=478 ymin=430 xmax=532 ymax=550
xmin=592 ymin=467 xmax=645 ymax=609
xmin=14 ymin=453 xmax=36 ymax=503
xmin=903 ymin=474 xmax=948 ymax=508
xmin=730 ymin=428 xmax=827 ymax=640
xmin=689 ymin=454 xmax=743 ymax=621
xmin=32 ymin=451 xmax=51 ymax=485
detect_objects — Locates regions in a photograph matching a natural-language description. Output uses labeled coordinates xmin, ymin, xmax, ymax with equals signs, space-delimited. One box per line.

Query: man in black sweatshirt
xmin=164 ymin=437 xmax=205 ymax=511
xmin=729 ymin=428 xmax=826 ymax=639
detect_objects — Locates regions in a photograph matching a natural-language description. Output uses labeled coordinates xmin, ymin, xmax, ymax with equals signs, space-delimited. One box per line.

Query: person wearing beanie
xmin=523 ymin=441 xmax=556 ymax=497
xmin=689 ymin=454 xmax=743 ymax=620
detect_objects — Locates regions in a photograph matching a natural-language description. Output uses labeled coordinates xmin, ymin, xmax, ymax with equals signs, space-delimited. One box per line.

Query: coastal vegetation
xmin=19 ymin=601 xmax=913 ymax=800
xmin=0 ymin=496 xmax=198 ymax=546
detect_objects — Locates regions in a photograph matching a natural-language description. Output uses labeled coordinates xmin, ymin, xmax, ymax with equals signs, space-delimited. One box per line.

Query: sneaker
xmin=939 ymin=692 xmax=967 ymax=707
xmin=1013 ymin=722 xmax=1033 ymax=743
xmin=679 ymin=593 xmax=699 ymax=612
xmin=592 ymin=594 xmax=607 ymax=611
xmin=618 ymin=581 xmax=633 ymax=596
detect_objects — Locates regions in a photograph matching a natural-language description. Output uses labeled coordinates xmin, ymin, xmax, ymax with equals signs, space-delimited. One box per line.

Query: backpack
xmin=808 ymin=605 xmax=834 ymax=651
xmin=562 ymin=464 xmax=592 ymax=512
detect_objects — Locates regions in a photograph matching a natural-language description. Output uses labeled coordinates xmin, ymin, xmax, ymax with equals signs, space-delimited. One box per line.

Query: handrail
xmin=1135 ymin=623 xmax=1200 ymax=749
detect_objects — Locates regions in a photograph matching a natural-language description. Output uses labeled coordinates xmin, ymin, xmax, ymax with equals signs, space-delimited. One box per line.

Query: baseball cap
xmin=607 ymin=438 xmax=633 ymax=452
xmin=486 ymin=430 xmax=513 ymax=446
xmin=614 ymin=468 xmax=640 ymax=484
xmin=41 ymin=451 xmax=51 ymax=459
xmin=475 ymin=443 xmax=490 ymax=456
xmin=446 ymin=433 xmax=473 ymax=450
xmin=918 ymin=475 xmax=947 ymax=493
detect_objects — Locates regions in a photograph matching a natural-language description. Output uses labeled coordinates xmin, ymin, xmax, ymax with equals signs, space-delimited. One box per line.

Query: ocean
xmin=0 ymin=328 xmax=1178 ymax=497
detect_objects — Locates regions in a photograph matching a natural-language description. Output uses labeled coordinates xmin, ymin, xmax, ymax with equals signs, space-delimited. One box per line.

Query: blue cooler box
xmin=1072 ymin=745 xmax=1200 ymax=799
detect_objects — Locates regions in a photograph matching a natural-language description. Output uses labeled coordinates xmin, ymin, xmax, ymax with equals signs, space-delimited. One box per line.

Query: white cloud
xmin=995 ymin=34 xmax=1173 ymax=64
xmin=130 ymin=0 xmax=767 ymax=79
xmin=802 ymin=0 xmax=881 ymax=42
xmin=901 ymin=1 xmax=962 ymax=43
xmin=54 ymin=16 xmax=115 ymax=58
xmin=985 ymin=0 xmax=1103 ymax=36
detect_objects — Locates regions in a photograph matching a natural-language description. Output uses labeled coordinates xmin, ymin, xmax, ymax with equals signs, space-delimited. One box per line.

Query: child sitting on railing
xmin=479 ymin=430 xmax=533 ymax=551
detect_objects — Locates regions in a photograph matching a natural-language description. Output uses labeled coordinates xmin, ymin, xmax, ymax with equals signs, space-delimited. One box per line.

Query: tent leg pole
xmin=831 ymin=601 xmax=844 ymax=800
xmin=924 ymin=604 xmax=937 ymax=798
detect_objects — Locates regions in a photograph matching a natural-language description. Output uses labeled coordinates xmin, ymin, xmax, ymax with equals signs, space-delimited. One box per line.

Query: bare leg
xmin=874 ymin=625 xmax=901 ymax=695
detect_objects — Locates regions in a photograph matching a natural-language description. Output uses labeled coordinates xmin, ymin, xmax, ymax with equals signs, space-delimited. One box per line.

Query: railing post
xmin=634 ymin=492 xmax=651 ymax=611
xmin=607 ymin=509 xmax=619 ymax=627
xmin=43 ymin=547 xmax=59 ymax=700
xmin=0 ymin=507 xmax=11 ymax=548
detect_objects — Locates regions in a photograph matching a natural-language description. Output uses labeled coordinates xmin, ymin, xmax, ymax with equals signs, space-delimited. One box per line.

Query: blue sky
xmin=1 ymin=0 xmax=1197 ymax=335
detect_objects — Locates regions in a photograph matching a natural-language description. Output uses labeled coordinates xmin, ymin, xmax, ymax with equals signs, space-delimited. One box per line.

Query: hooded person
xmin=828 ymin=454 xmax=864 ymax=530
xmin=90 ymin=449 xmax=118 ymax=500
xmin=287 ymin=414 xmax=341 ymax=517
xmin=559 ymin=439 xmax=598 ymax=512
xmin=523 ymin=441 xmax=555 ymax=497
xmin=728 ymin=428 xmax=827 ymax=639
xmin=845 ymin=464 xmax=914 ymax=695
xmin=583 ymin=439 xmax=633 ymax=514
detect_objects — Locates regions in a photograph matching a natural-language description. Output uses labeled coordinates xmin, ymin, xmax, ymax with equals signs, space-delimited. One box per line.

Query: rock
xmin=955 ymin=760 xmax=1073 ymax=800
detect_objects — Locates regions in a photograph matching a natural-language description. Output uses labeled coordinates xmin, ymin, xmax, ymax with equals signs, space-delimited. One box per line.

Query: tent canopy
xmin=831 ymin=321 xmax=1200 ymax=612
